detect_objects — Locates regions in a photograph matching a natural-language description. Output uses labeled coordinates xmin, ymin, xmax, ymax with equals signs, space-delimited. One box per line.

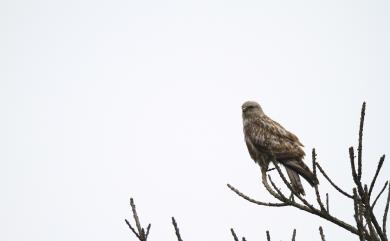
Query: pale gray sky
xmin=1 ymin=0 xmax=389 ymax=240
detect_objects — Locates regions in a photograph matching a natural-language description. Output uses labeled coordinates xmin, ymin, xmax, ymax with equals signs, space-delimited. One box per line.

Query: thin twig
xmin=372 ymin=181 xmax=389 ymax=209
xmin=312 ymin=149 xmax=326 ymax=212
xmin=145 ymin=224 xmax=151 ymax=240
xmin=227 ymin=184 xmax=288 ymax=207
xmin=230 ymin=228 xmax=239 ymax=241
xmin=125 ymin=198 xmax=151 ymax=241
xmin=130 ymin=198 xmax=145 ymax=239
xmin=315 ymin=162 xmax=353 ymax=199
xmin=125 ymin=219 xmax=141 ymax=239
xmin=291 ymin=229 xmax=296 ymax=241
xmin=369 ymin=155 xmax=386 ymax=200
xmin=271 ymin=159 xmax=316 ymax=211
xmin=172 ymin=217 xmax=183 ymax=241
xmin=268 ymin=175 xmax=289 ymax=200
xmin=326 ymin=193 xmax=329 ymax=213
xmin=349 ymin=147 xmax=358 ymax=186
xmin=357 ymin=102 xmax=366 ymax=181
xmin=383 ymin=183 xmax=390 ymax=238
xmin=319 ymin=226 xmax=326 ymax=241
xmin=350 ymin=147 xmax=366 ymax=203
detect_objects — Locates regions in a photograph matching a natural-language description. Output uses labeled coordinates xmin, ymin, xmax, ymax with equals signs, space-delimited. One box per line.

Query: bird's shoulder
xmin=248 ymin=115 xmax=303 ymax=146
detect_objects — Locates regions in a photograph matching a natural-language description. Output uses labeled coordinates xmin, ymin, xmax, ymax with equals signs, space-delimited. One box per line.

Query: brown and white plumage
xmin=242 ymin=101 xmax=318 ymax=195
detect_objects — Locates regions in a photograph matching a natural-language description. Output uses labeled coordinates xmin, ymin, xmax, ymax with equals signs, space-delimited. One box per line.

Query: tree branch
xmin=172 ymin=217 xmax=184 ymax=241
xmin=227 ymin=184 xmax=288 ymax=207
xmin=291 ymin=229 xmax=296 ymax=241
xmin=230 ymin=228 xmax=239 ymax=241
xmin=369 ymin=155 xmax=386 ymax=201
xmin=312 ymin=149 xmax=327 ymax=212
xmin=315 ymin=162 xmax=353 ymax=199
xmin=319 ymin=226 xmax=326 ymax=241
xmin=372 ymin=181 xmax=389 ymax=209
xmin=357 ymin=102 xmax=366 ymax=181
xmin=125 ymin=198 xmax=151 ymax=241
xmin=383 ymin=183 xmax=390 ymax=238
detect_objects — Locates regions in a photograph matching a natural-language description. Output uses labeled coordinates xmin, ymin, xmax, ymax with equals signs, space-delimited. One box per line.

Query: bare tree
xmin=228 ymin=102 xmax=389 ymax=241
xmin=125 ymin=103 xmax=389 ymax=241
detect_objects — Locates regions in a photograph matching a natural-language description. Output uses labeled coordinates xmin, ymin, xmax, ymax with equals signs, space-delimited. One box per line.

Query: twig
xmin=172 ymin=217 xmax=183 ymax=241
xmin=349 ymin=148 xmax=359 ymax=187
xmin=312 ymin=149 xmax=327 ymax=212
xmin=268 ymin=175 xmax=289 ymax=200
xmin=125 ymin=198 xmax=151 ymax=241
xmin=131 ymin=198 xmax=144 ymax=239
xmin=291 ymin=229 xmax=296 ymax=241
xmin=270 ymin=159 xmax=316 ymax=211
xmin=230 ymin=228 xmax=239 ymax=241
xmin=383 ymin=183 xmax=390 ymax=238
xmin=145 ymin=224 xmax=151 ymax=240
xmin=125 ymin=219 xmax=141 ymax=240
xmin=372 ymin=181 xmax=389 ymax=209
xmin=319 ymin=226 xmax=326 ymax=241
xmin=349 ymin=147 xmax=366 ymax=205
xmin=369 ymin=155 xmax=386 ymax=200
xmin=315 ymin=162 xmax=353 ymax=199
xmin=326 ymin=193 xmax=329 ymax=213
xmin=357 ymin=102 xmax=366 ymax=181
xmin=227 ymin=184 xmax=288 ymax=207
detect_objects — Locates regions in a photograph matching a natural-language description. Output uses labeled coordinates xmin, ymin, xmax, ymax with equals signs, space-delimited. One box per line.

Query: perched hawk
xmin=242 ymin=101 xmax=318 ymax=195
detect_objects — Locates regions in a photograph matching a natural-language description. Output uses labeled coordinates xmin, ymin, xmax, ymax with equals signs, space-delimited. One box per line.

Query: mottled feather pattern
xmin=244 ymin=115 xmax=304 ymax=159
xmin=242 ymin=101 xmax=318 ymax=195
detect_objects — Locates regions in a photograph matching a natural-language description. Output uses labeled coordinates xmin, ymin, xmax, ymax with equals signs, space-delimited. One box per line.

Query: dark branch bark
xmin=369 ymin=155 xmax=386 ymax=200
xmin=316 ymin=162 xmax=353 ymax=199
xmin=383 ymin=184 xmax=390 ymax=238
xmin=319 ymin=226 xmax=326 ymax=241
xmin=227 ymin=184 xmax=287 ymax=207
xmin=372 ymin=181 xmax=389 ymax=209
xmin=125 ymin=198 xmax=151 ymax=241
xmin=312 ymin=149 xmax=326 ymax=212
xmin=291 ymin=229 xmax=296 ymax=241
xmin=230 ymin=228 xmax=239 ymax=241
xmin=357 ymin=102 xmax=366 ymax=181
xmin=172 ymin=217 xmax=183 ymax=241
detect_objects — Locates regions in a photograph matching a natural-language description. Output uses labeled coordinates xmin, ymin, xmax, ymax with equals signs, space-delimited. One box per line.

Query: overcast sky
xmin=1 ymin=0 xmax=390 ymax=240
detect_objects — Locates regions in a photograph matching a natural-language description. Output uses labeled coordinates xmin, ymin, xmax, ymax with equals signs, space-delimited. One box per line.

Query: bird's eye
xmin=243 ymin=106 xmax=252 ymax=111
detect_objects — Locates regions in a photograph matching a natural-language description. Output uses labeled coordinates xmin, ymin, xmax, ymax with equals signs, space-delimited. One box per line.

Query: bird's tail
xmin=283 ymin=159 xmax=319 ymax=195
xmin=285 ymin=167 xmax=306 ymax=195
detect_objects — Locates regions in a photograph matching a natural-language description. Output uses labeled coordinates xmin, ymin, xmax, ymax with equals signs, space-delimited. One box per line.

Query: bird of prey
xmin=242 ymin=101 xmax=318 ymax=195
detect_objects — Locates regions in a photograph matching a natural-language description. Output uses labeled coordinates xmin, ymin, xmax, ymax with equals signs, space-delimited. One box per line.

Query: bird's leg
xmin=289 ymin=192 xmax=295 ymax=201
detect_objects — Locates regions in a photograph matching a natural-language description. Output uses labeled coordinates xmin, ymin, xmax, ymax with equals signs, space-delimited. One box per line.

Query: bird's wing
xmin=247 ymin=115 xmax=305 ymax=159
xmin=262 ymin=115 xmax=303 ymax=146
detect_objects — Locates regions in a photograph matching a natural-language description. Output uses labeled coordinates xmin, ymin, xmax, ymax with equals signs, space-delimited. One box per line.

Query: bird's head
xmin=242 ymin=101 xmax=264 ymax=117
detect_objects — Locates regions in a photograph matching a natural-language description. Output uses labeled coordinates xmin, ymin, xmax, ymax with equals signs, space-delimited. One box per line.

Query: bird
xmin=242 ymin=101 xmax=318 ymax=195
